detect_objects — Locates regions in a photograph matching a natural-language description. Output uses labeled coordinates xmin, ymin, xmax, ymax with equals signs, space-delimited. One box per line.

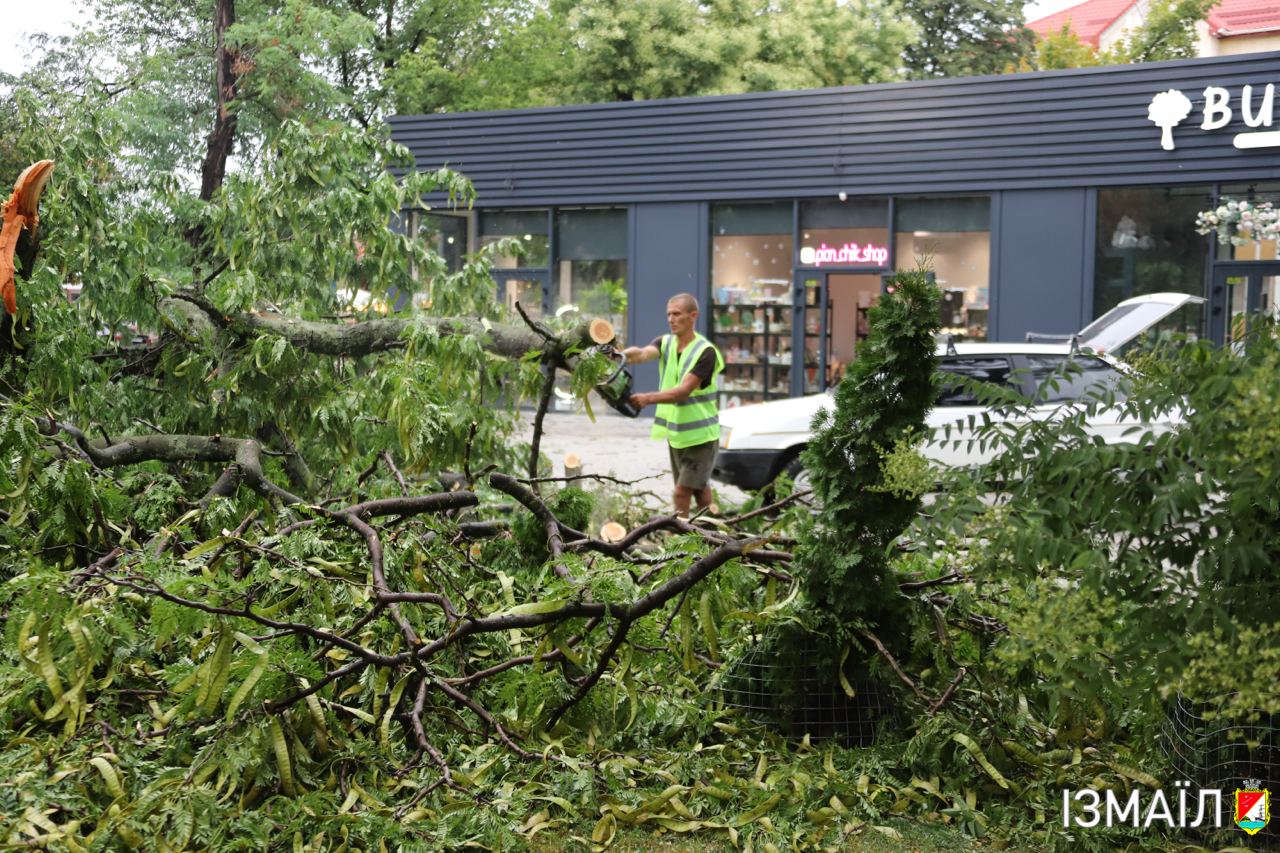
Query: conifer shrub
xmin=733 ymin=270 xmax=941 ymax=730
xmin=796 ymin=269 xmax=940 ymax=640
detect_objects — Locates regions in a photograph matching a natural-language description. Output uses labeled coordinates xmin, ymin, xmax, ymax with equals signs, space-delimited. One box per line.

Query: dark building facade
xmin=390 ymin=51 xmax=1280 ymax=401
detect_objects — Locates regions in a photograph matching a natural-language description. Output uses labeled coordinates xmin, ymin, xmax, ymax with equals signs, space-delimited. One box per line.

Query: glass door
xmin=793 ymin=272 xmax=882 ymax=395
xmin=1210 ymin=264 xmax=1280 ymax=347
xmin=793 ymin=273 xmax=828 ymax=395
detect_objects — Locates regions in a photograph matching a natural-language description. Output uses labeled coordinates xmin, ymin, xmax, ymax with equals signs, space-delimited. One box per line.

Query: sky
xmin=2 ymin=0 xmax=1085 ymax=77
xmin=1 ymin=0 xmax=91 ymax=76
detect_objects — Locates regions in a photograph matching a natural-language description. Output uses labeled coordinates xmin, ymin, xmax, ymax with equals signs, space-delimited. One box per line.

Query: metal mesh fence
xmin=713 ymin=641 xmax=900 ymax=747
xmin=1163 ymin=693 xmax=1279 ymax=848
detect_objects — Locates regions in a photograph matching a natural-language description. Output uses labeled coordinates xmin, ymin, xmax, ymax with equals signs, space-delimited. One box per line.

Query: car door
xmin=926 ymin=355 xmax=1020 ymax=467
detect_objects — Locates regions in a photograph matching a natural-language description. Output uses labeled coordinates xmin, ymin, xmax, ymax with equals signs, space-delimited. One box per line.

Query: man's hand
xmin=631 ymin=374 xmax=700 ymax=411
xmin=629 ymin=392 xmax=658 ymax=410
xmin=622 ymin=344 xmax=660 ymax=364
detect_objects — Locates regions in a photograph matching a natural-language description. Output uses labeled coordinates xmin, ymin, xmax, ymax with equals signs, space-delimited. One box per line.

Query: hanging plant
xmin=1194 ymin=197 xmax=1280 ymax=247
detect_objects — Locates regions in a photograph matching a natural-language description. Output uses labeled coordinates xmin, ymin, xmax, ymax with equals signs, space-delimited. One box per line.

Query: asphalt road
xmin=516 ymin=403 xmax=749 ymax=509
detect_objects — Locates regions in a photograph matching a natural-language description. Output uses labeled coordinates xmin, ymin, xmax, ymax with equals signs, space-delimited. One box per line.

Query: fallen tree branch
xmin=855 ymin=628 xmax=931 ymax=706
xmin=928 ymin=666 xmax=967 ymax=717
xmin=489 ymin=472 xmax=572 ymax=579
xmin=432 ymin=676 xmax=534 ymax=759
xmin=163 ymin=293 xmax=601 ymax=364
xmin=547 ymin=617 xmax=632 ymax=728
xmin=408 ymin=679 xmax=466 ymax=795
xmin=528 ymin=357 xmax=557 ymax=482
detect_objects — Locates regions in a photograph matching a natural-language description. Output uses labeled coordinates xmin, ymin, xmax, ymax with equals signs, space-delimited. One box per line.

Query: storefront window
xmin=1094 ymin=186 xmax=1211 ymax=338
xmin=1222 ymin=182 xmax=1280 ymax=262
xmin=895 ymin=197 xmax=991 ymax=341
xmin=555 ymin=207 xmax=628 ymax=342
xmin=798 ymin=198 xmax=889 ymax=267
xmin=711 ymin=203 xmax=794 ymax=406
xmin=415 ymin=211 xmax=467 ymax=273
xmin=711 ymin=202 xmax=793 ymax=301
xmin=479 ymin=209 xmax=549 ymax=269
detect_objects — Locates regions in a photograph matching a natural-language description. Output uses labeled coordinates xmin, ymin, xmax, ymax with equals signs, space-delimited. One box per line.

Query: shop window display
xmin=1093 ymin=186 xmax=1211 ymax=338
xmin=1222 ymin=182 xmax=1280 ymax=263
xmin=894 ymin=197 xmax=990 ymax=341
xmin=480 ymin=209 xmax=550 ymax=320
xmin=711 ymin=203 xmax=795 ymax=406
xmin=398 ymin=210 xmax=469 ymax=311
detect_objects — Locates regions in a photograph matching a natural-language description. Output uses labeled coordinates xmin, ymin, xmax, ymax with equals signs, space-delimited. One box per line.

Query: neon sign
xmin=799 ymin=242 xmax=889 ymax=267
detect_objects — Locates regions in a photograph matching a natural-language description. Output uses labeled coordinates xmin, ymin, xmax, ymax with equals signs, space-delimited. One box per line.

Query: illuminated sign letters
xmin=799 ymin=242 xmax=889 ymax=267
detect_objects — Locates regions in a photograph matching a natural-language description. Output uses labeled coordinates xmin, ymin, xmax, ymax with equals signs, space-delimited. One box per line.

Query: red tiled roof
xmin=1206 ymin=0 xmax=1280 ymax=35
xmin=1028 ymin=0 xmax=1139 ymax=47
xmin=1028 ymin=0 xmax=1280 ymax=45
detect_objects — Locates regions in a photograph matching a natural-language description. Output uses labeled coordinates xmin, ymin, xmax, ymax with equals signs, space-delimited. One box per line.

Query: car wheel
xmin=781 ymin=456 xmax=818 ymax=508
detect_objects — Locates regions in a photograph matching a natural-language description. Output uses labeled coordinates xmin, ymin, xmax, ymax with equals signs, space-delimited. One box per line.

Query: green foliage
xmin=913 ymin=326 xmax=1280 ymax=733
xmin=549 ymin=0 xmax=914 ymax=103
xmin=578 ymin=277 xmax=628 ymax=318
xmin=1172 ymin=623 xmax=1280 ymax=725
xmin=796 ymin=269 xmax=941 ymax=636
xmin=899 ymin=0 xmax=1035 ymax=78
xmin=390 ymin=0 xmax=915 ymax=113
xmin=1027 ymin=25 xmax=1106 ymax=71
xmin=1111 ymin=0 xmax=1218 ymax=63
xmin=513 ymin=487 xmax=596 ymax=564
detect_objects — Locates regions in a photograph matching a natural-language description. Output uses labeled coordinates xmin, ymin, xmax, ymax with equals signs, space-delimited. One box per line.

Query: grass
xmin=525 ymin=818 xmax=1037 ymax=852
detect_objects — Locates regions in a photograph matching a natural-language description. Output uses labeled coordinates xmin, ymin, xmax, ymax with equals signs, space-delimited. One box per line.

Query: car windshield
xmin=935 ymin=357 xmax=1013 ymax=406
xmin=1022 ymin=355 xmax=1125 ymax=404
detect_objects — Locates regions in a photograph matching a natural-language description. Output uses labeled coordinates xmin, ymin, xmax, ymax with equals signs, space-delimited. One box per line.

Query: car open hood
xmin=1075 ymin=292 xmax=1205 ymax=354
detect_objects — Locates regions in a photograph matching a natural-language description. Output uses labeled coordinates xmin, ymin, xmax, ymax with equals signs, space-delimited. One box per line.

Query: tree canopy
xmin=898 ymin=0 xmax=1034 ymax=79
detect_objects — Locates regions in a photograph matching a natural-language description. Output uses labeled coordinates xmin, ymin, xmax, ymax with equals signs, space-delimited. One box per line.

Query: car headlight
xmin=719 ymin=427 xmax=732 ymax=450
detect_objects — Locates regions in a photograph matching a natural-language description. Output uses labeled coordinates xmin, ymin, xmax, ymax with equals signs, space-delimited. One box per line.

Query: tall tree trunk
xmin=188 ymin=0 xmax=239 ymax=252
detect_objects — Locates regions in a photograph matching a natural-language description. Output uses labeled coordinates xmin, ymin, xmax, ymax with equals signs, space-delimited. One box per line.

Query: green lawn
xmin=526 ymin=818 xmax=1035 ymax=852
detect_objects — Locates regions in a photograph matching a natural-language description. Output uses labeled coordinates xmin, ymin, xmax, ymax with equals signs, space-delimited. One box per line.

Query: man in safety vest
xmin=623 ymin=293 xmax=725 ymax=517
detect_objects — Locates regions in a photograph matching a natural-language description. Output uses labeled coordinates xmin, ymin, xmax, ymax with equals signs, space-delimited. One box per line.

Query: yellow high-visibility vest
xmin=651 ymin=333 xmax=724 ymax=449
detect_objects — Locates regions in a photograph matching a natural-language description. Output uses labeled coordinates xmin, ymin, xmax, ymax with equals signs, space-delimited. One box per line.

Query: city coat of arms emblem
xmin=1235 ymin=782 xmax=1270 ymax=835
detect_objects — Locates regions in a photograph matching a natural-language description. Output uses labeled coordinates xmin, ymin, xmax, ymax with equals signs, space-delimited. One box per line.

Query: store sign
xmin=799 ymin=242 xmax=889 ymax=266
xmin=1149 ymin=84 xmax=1278 ymax=151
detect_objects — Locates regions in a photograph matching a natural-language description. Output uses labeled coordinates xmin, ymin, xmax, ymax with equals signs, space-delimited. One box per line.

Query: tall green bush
xmin=796 ymin=269 xmax=940 ymax=638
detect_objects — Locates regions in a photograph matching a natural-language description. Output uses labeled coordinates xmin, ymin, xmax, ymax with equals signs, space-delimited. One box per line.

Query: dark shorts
xmin=668 ymin=440 xmax=718 ymax=490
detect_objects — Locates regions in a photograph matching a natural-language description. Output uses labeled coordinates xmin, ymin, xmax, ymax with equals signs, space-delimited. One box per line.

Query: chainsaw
xmin=591 ymin=344 xmax=641 ymax=418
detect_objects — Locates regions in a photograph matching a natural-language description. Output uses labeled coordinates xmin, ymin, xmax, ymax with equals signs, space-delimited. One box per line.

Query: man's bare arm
xmin=621 ymin=343 xmax=660 ymax=364
xmin=630 ymin=373 xmax=701 ymax=410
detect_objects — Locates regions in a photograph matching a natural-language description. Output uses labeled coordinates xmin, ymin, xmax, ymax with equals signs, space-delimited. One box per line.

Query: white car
xmin=713 ymin=293 xmax=1202 ymax=491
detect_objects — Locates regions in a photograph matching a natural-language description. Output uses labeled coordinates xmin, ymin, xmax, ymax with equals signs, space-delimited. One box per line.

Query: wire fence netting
xmin=713 ymin=641 xmax=900 ymax=747
xmin=1164 ymin=693 xmax=1280 ymax=849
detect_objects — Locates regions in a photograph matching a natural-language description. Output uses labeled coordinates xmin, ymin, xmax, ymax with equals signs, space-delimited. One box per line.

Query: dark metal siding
xmin=992 ymin=189 xmax=1091 ymax=340
xmin=391 ymin=53 xmax=1280 ymax=207
xmin=629 ymin=202 xmax=707 ymax=392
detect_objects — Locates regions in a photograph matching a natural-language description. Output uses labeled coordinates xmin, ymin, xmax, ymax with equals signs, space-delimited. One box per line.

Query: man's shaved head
xmin=667 ymin=293 xmax=699 ymax=313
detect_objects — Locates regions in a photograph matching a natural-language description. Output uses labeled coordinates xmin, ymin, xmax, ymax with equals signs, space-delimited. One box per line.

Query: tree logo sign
xmin=1148 ymin=85 xmax=1280 ymax=151
xmin=1148 ymin=89 xmax=1193 ymax=150
xmin=1234 ymin=781 xmax=1270 ymax=836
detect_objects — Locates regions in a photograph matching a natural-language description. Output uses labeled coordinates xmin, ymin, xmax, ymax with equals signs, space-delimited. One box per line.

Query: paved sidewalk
xmin=516 ymin=404 xmax=749 ymax=508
